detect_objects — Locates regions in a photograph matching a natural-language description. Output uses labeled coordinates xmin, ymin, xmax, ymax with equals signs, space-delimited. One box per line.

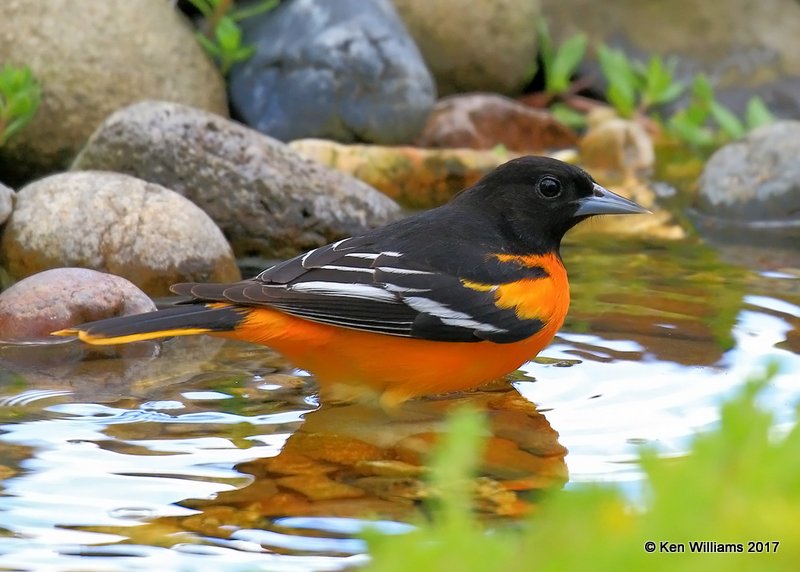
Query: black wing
xmin=173 ymin=236 xmax=545 ymax=344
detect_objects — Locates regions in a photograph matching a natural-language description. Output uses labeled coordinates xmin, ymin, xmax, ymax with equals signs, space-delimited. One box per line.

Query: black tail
xmin=52 ymin=304 xmax=249 ymax=345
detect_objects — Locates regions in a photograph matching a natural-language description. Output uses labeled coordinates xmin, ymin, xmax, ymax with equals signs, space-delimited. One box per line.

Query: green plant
xmin=0 ymin=64 xmax=41 ymax=146
xmin=536 ymin=20 xmax=588 ymax=97
xmin=365 ymin=364 xmax=798 ymax=571
xmin=668 ymin=74 xmax=775 ymax=148
xmin=187 ymin=0 xmax=278 ymax=75
xmin=597 ymin=45 xmax=685 ymax=118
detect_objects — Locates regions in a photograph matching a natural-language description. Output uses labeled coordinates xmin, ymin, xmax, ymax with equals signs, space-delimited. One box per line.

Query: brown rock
xmin=417 ymin=94 xmax=578 ymax=151
xmin=0 ymin=268 xmax=155 ymax=341
xmin=1 ymin=171 xmax=240 ymax=296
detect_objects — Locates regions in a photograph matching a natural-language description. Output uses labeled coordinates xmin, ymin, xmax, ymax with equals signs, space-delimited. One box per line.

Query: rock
xmin=1 ymin=171 xmax=240 ymax=295
xmin=694 ymin=121 xmax=800 ymax=247
xmin=0 ymin=268 xmax=155 ymax=341
xmin=393 ymin=0 xmax=540 ymax=96
xmin=416 ymin=94 xmax=578 ymax=151
xmin=0 ymin=0 xmax=227 ymax=184
xmin=540 ymin=0 xmax=800 ymax=119
xmin=71 ymin=101 xmax=400 ymax=258
xmin=289 ymin=138 xmax=517 ymax=209
xmin=229 ymin=0 xmax=435 ymax=144
xmin=579 ymin=108 xmax=655 ymax=176
xmin=0 ymin=183 xmax=14 ymax=226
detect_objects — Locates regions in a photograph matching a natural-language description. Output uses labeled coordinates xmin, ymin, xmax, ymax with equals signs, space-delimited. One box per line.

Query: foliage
xmin=667 ymin=74 xmax=775 ymax=148
xmin=528 ymin=23 xmax=775 ymax=149
xmin=594 ymin=44 xmax=775 ymax=148
xmin=0 ymin=64 xmax=41 ymax=146
xmin=365 ymin=364 xmax=798 ymax=571
xmin=187 ymin=0 xmax=278 ymax=75
xmin=536 ymin=20 xmax=588 ymax=97
xmin=597 ymin=45 xmax=685 ymax=118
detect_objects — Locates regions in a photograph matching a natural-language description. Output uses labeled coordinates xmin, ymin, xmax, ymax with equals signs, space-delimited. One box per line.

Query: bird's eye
xmin=537 ymin=176 xmax=562 ymax=198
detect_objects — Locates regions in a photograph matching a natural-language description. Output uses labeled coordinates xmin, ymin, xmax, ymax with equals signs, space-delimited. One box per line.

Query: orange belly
xmin=219 ymin=304 xmax=563 ymax=406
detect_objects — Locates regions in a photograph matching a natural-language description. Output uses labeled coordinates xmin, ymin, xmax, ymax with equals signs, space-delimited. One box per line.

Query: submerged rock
xmin=229 ymin=0 xmax=435 ymax=144
xmin=0 ymin=0 xmax=227 ymax=184
xmin=1 ymin=171 xmax=240 ymax=295
xmin=0 ymin=268 xmax=155 ymax=341
xmin=72 ymin=101 xmax=400 ymax=258
xmin=695 ymin=121 xmax=800 ymax=247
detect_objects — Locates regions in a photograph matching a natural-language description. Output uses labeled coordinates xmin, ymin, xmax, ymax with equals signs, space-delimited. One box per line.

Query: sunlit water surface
xmin=0 ymin=237 xmax=797 ymax=571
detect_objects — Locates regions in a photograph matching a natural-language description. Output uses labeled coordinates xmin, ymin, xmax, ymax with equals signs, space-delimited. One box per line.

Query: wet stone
xmin=0 ymin=268 xmax=155 ymax=341
xmin=695 ymin=120 xmax=800 ymax=247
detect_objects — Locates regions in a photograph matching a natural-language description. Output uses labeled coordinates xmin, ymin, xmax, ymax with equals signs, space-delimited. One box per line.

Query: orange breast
xmin=221 ymin=253 xmax=570 ymax=406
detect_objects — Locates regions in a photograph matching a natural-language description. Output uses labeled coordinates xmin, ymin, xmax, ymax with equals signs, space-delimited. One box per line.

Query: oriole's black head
xmin=453 ymin=156 xmax=648 ymax=253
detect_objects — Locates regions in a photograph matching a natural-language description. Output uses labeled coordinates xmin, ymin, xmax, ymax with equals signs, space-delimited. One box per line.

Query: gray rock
xmin=695 ymin=121 xmax=800 ymax=246
xmin=229 ymin=0 xmax=435 ymax=144
xmin=0 ymin=0 xmax=227 ymax=184
xmin=393 ymin=0 xmax=540 ymax=96
xmin=0 ymin=268 xmax=156 ymax=341
xmin=1 ymin=171 xmax=241 ymax=295
xmin=540 ymin=0 xmax=800 ymax=119
xmin=0 ymin=183 xmax=14 ymax=226
xmin=71 ymin=101 xmax=401 ymax=258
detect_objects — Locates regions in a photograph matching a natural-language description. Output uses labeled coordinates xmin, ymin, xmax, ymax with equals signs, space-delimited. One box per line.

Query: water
xmin=0 ymin=237 xmax=798 ymax=571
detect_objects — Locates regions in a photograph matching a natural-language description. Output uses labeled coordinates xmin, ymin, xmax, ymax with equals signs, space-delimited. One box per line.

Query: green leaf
xmin=215 ymin=16 xmax=242 ymax=53
xmin=639 ymin=56 xmax=684 ymax=107
xmin=744 ymin=96 xmax=775 ymax=130
xmin=709 ymin=101 xmax=745 ymax=139
xmin=546 ymin=33 xmax=587 ymax=94
xmin=597 ymin=44 xmax=639 ymax=115
xmin=5 ymin=94 xmax=36 ymax=119
xmin=607 ymin=81 xmax=637 ymax=118
xmin=668 ymin=112 xmax=716 ymax=147
xmin=659 ymin=81 xmax=686 ymax=103
xmin=690 ymin=73 xmax=714 ymax=105
xmin=550 ymin=103 xmax=587 ymax=129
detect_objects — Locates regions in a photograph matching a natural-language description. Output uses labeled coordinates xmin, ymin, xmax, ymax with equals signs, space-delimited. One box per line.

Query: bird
xmin=54 ymin=156 xmax=648 ymax=407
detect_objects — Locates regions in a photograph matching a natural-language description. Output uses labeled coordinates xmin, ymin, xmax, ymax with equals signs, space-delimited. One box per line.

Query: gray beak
xmin=574 ymin=183 xmax=651 ymax=217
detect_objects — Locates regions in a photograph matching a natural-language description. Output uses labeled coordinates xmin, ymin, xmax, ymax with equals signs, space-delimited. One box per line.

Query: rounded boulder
xmin=1 ymin=171 xmax=240 ymax=295
xmin=0 ymin=268 xmax=155 ymax=341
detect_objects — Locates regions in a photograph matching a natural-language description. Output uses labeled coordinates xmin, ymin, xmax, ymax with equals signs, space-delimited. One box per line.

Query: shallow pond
xmin=0 ymin=235 xmax=798 ymax=571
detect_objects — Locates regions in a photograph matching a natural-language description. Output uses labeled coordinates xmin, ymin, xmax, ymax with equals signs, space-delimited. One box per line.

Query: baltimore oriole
xmin=55 ymin=156 xmax=648 ymax=406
